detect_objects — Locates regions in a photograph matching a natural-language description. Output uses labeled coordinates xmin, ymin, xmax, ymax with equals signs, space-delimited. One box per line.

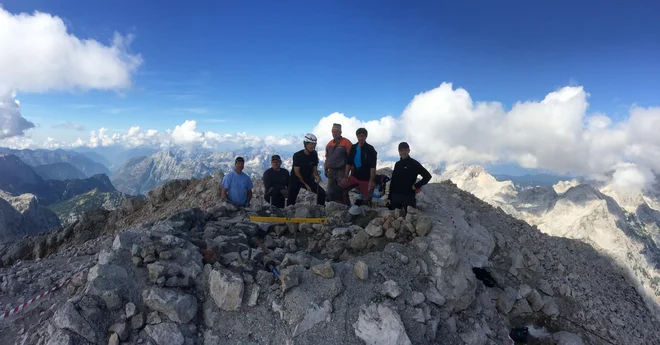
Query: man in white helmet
xmin=287 ymin=133 xmax=326 ymax=205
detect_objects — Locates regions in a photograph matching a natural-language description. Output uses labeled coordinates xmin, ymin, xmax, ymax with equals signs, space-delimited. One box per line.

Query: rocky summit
xmin=1 ymin=176 xmax=659 ymax=345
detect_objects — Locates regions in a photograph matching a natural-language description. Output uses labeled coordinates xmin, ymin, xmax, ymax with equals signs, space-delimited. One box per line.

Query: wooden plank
xmin=248 ymin=216 xmax=329 ymax=223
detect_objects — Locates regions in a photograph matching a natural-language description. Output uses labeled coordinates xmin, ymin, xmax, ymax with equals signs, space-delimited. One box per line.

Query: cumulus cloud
xmin=51 ymin=121 xmax=86 ymax=131
xmin=312 ymin=82 xmax=660 ymax=193
xmin=7 ymin=120 xmax=300 ymax=154
xmin=0 ymin=7 xmax=142 ymax=139
xmin=0 ymin=8 xmax=142 ymax=94
xmin=0 ymin=92 xmax=35 ymax=139
xmin=170 ymin=120 xmax=204 ymax=144
xmin=311 ymin=112 xmax=398 ymax=148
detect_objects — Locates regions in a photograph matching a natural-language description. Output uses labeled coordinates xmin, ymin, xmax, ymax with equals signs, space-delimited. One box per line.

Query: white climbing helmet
xmin=303 ymin=133 xmax=317 ymax=146
xmin=348 ymin=204 xmax=362 ymax=216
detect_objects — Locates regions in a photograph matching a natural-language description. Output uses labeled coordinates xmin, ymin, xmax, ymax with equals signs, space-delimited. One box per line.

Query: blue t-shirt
xmin=354 ymin=145 xmax=362 ymax=169
xmin=221 ymin=170 xmax=254 ymax=205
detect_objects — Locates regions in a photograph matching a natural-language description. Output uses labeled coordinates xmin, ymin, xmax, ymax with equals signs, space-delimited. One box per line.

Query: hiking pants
xmin=287 ymin=179 xmax=326 ymax=206
xmin=264 ymin=188 xmax=286 ymax=208
xmin=340 ymin=176 xmax=373 ymax=205
xmin=326 ymin=168 xmax=346 ymax=203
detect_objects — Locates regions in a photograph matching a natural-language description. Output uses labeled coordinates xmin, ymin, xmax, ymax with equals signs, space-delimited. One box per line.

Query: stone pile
xmin=0 ymin=178 xmax=659 ymax=345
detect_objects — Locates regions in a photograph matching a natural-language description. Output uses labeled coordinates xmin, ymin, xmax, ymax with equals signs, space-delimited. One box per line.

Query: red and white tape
xmin=0 ymin=271 xmax=84 ymax=321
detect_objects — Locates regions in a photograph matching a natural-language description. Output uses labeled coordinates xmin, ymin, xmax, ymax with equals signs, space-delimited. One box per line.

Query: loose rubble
xmin=0 ymin=176 xmax=659 ymax=345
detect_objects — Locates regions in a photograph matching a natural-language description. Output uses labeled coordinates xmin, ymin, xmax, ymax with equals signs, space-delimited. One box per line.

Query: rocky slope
xmin=47 ymin=189 xmax=134 ymax=225
xmin=33 ymin=162 xmax=87 ymax=181
xmin=42 ymin=174 xmax=117 ymax=204
xmin=439 ymin=164 xmax=660 ymax=322
xmin=0 ymin=191 xmax=60 ymax=243
xmin=0 ymin=173 xmax=659 ymax=345
xmin=0 ymin=148 xmax=110 ymax=177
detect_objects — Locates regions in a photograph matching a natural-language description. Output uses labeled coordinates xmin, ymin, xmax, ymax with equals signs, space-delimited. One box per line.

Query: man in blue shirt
xmin=221 ymin=156 xmax=254 ymax=207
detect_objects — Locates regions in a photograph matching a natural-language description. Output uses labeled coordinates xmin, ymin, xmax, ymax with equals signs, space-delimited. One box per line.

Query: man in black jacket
xmin=263 ymin=154 xmax=289 ymax=208
xmin=339 ymin=127 xmax=378 ymax=204
xmin=388 ymin=142 xmax=432 ymax=210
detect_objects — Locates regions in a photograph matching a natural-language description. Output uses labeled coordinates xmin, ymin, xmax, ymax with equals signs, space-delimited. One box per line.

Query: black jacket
xmin=388 ymin=157 xmax=432 ymax=197
xmin=347 ymin=142 xmax=377 ymax=181
xmin=263 ymin=168 xmax=289 ymax=194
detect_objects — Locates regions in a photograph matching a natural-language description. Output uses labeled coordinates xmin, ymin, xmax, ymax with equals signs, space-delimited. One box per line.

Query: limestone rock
xmin=125 ymin=302 xmax=137 ymax=319
xmin=354 ymin=261 xmax=369 ymax=280
xmin=353 ymin=303 xmax=412 ymax=345
xmin=311 ymin=262 xmax=335 ymax=278
xmin=106 ymin=332 xmax=119 ymax=345
xmin=552 ymin=331 xmax=585 ymax=345
xmin=52 ymin=301 xmax=99 ymax=344
xmin=208 ymin=268 xmax=244 ymax=311
xmin=279 ymin=265 xmax=304 ymax=292
xmin=144 ymin=322 xmax=185 ymax=345
xmin=542 ymin=296 xmax=559 ymax=317
xmin=131 ymin=313 xmax=145 ymax=330
xmin=407 ymin=292 xmax=426 ymax=306
xmin=365 ymin=223 xmax=383 ymax=237
xmin=496 ymin=287 xmax=518 ymax=314
xmin=526 ymin=289 xmax=545 ymax=312
xmin=415 ymin=216 xmax=432 ymax=236
xmin=518 ymin=284 xmax=532 ymax=298
xmin=292 ymin=300 xmax=333 ymax=337
xmin=380 ymin=280 xmax=402 ymax=299
xmin=109 ymin=322 xmax=129 ymax=341
xmin=350 ymin=230 xmax=369 ymax=250
xmin=142 ymin=287 xmax=198 ymax=323
xmin=539 ymin=280 xmax=555 ymax=296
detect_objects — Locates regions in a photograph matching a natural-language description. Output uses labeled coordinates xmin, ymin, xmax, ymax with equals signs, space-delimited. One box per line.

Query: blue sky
xmin=4 ymin=0 xmax=659 ymax=141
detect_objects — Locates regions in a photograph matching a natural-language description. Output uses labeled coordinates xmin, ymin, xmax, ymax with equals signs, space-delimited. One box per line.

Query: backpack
xmin=371 ymin=174 xmax=390 ymax=199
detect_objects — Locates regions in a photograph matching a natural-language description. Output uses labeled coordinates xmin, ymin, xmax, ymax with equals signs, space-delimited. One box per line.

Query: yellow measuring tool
xmin=249 ymin=216 xmax=328 ymax=224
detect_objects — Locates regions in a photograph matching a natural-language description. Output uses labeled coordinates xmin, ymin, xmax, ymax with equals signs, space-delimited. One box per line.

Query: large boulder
xmin=142 ymin=287 xmax=198 ymax=323
xmin=208 ymin=268 xmax=244 ymax=311
xmin=353 ymin=302 xmax=412 ymax=345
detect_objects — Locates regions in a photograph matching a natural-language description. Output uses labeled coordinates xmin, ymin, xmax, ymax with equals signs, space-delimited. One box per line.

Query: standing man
xmin=263 ymin=154 xmax=289 ymax=208
xmin=340 ymin=127 xmax=378 ymax=204
xmin=387 ymin=142 xmax=432 ymax=210
xmin=324 ymin=123 xmax=352 ymax=203
xmin=221 ymin=156 xmax=254 ymax=207
xmin=288 ymin=133 xmax=326 ymax=205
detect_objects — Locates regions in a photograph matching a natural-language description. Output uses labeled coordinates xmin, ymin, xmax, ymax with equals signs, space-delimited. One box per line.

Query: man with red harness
xmin=340 ymin=127 xmax=378 ymax=205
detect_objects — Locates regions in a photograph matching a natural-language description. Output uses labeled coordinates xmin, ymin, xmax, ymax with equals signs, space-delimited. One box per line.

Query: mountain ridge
xmin=0 ymin=147 xmax=110 ymax=177
xmin=438 ymin=162 xmax=660 ymax=318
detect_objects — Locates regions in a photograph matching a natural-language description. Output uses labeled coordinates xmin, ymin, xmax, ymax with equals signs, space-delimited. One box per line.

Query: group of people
xmin=221 ymin=123 xmax=432 ymax=211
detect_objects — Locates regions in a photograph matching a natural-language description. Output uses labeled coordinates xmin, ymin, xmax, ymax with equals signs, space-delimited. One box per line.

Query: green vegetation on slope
xmin=47 ymin=188 xmax=129 ymax=224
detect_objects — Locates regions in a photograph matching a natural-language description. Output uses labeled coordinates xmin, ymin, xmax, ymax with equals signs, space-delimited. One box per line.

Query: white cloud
xmin=0 ymin=92 xmax=35 ymax=138
xmin=5 ymin=120 xmax=302 ymax=154
xmin=0 ymin=7 xmax=142 ymax=139
xmin=51 ymin=121 xmax=86 ymax=131
xmin=3 ymin=77 xmax=660 ymax=194
xmin=312 ymin=83 xmax=660 ymax=193
xmin=311 ymin=112 xmax=398 ymax=149
xmin=0 ymin=8 xmax=142 ymax=94
xmin=610 ymin=163 xmax=654 ymax=192
xmin=171 ymin=120 xmax=204 ymax=144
